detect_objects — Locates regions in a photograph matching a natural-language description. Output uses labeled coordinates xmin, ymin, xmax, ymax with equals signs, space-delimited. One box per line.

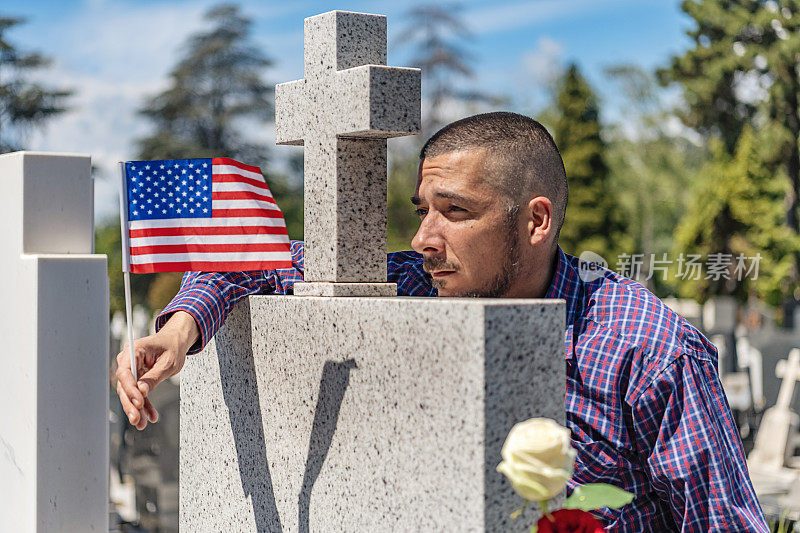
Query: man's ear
xmin=526 ymin=196 xmax=553 ymax=246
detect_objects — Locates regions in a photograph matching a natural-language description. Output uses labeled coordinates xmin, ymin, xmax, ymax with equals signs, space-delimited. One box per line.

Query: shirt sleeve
xmin=155 ymin=240 xmax=306 ymax=354
xmin=631 ymin=351 xmax=769 ymax=532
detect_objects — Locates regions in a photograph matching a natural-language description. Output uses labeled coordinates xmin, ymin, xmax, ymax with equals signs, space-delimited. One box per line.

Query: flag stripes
xmin=124 ymin=157 xmax=292 ymax=273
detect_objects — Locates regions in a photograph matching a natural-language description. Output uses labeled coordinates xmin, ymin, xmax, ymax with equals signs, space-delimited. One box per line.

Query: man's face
xmin=411 ymin=149 xmax=521 ymax=297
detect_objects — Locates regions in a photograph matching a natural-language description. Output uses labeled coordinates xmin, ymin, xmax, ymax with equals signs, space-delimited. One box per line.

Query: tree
xmin=603 ymin=65 xmax=704 ymax=295
xmin=661 ymin=0 xmax=800 ymax=316
xmin=0 ymin=15 xmax=72 ymax=152
xmin=125 ymin=3 xmax=302 ymax=313
xmin=387 ymin=152 xmax=421 ymax=252
xmin=137 ymin=3 xmax=273 ymax=165
xmin=674 ymin=126 xmax=800 ymax=306
xmin=397 ymin=3 xmax=496 ymax=136
xmin=552 ymin=63 xmax=629 ymax=263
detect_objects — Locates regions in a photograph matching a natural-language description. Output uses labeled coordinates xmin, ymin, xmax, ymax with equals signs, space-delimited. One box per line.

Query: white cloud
xmin=23 ymin=1 xmax=211 ymax=222
xmin=523 ymin=36 xmax=564 ymax=85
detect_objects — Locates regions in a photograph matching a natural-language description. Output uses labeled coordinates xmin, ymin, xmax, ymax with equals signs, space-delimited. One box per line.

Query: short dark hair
xmin=419 ymin=112 xmax=568 ymax=240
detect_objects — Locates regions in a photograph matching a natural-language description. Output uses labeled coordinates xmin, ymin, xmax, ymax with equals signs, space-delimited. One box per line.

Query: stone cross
xmin=749 ymin=348 xmax=800 ymax=469
xmin=775 ymin=348 xmax=800 ymax=411
xmin=275 ymin=10 xmax=421 ymax=296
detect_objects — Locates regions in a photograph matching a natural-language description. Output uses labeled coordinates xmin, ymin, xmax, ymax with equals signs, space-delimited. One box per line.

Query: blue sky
xmin=9 ymin=0 xmax=692 ymax=220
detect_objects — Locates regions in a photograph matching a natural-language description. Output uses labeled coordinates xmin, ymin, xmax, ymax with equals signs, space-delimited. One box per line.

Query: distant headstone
xmin=749 ymin=349 xmax=800 ymax=469
xmin=0 ymin=152 xmax=109 ymax=532
xmin=703 ymin=296 xmax=737 ymax=334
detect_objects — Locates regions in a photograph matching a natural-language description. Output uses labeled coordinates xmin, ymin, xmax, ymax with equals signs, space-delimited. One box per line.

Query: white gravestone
xmin=749 ymin=348 xmax=800 ymax=470
xmin=0 ymin=152 xmax=109 ymax=532
xmin=180 ymin=11 xmax=566 ymax=532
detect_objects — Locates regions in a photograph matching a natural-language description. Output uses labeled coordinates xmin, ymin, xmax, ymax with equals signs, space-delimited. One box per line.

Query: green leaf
xmin=529 ymin=524 xmax=537 ymax=533
xmin=563 ymin=483 xmax=634 ymax=511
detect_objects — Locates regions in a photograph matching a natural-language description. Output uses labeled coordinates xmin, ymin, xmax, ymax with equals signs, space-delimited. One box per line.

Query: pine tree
xmin=0 ymin=15 xmax=72 ymax=152
xmin=662 ymin=0 xmax=800 ymax=315
xmin=674 ymin=126 xmax=800 ymax=304
xmin=552 ymin=63 xmax=628 ymax=264
xmin=130 ymin=3 xmax=302 ymax=311
xmin=137 ymin=3 xmax=273 ymax=165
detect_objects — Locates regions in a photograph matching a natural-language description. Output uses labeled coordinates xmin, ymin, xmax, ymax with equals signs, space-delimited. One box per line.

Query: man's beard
xmin=425 ymin=212 xmax=521 ymax=298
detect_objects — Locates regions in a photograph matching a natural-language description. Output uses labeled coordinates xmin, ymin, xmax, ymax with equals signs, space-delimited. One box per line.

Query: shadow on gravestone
xmin=298 ymin=359 xmax=358 ymax=533
xmin=216 ymin=300 xmax=283 ymax=532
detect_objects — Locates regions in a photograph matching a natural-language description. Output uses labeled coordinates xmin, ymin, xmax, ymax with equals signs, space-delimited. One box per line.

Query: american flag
xmin=121 ymin=157 xmax=292 ymax=274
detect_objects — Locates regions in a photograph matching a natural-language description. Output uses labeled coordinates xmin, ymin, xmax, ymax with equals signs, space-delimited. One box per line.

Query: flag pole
xmin=118 ymin=162 xmax=137 ymax=382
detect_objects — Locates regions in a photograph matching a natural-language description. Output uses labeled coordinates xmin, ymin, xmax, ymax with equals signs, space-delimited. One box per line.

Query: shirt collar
xmin=544 ymin=245 xmax=582 ymax=359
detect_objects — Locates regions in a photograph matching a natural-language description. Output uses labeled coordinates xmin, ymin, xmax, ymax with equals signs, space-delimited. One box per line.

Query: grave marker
xmin=275 ymin=10 xmax=421 ymax=296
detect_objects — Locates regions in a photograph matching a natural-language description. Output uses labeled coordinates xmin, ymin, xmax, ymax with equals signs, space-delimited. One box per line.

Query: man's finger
xmin=116 ymin=350 xmax=145 ymax=409
xmin=117 ymin=382 xmax=145 ymax=426
xmin=143 ymin=397 xmax=159 ymax=423
xmin=137 ymin=355 xmax=175 ymax=398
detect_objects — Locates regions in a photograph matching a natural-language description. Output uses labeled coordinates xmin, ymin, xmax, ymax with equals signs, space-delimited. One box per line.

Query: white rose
xmin=496 ymin=417 xmax=576 ymax=502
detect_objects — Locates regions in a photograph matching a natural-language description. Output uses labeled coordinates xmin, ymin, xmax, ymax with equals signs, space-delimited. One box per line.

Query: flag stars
xmin=160 ymin=164 xmax=165 ymax=170
xmin=145 ymin=165 xmax=150 ymax=170
xmin=147 ymin=210 xmax=152 ymax=215
xmin=174 ymin=164 xmax=179 ymax=169
xmin=202 ymin=163 xmax=207 ymax=168
xmin=202 ymin=185 xmax=208 ymax=191
xmin=203 ymin=208 xmax=208 ymax=213
xmin=138 ymin=171 xmax=143 ymax=176
xmin=167 ymin=169 xmax=172 ymax=175
xmin=188 ymin=163 xmax=194 ymax=168
xmin=182 ymin=169 xmax=187 ymax=174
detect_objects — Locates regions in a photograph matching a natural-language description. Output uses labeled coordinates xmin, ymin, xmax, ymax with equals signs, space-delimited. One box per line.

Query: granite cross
xmin=749 ymin=348 xmax=800 ymax=469
xmin=275 ymin=10 xmax=421 ymax=297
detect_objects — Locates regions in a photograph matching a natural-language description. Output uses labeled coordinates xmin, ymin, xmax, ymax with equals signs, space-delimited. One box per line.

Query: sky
xmin=8 ymin=0 xmax=693 ymax=221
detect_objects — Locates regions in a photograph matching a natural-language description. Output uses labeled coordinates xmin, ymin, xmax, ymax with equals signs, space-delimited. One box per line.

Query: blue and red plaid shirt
xmin=157 ymin=241 xmax=768 ymax=532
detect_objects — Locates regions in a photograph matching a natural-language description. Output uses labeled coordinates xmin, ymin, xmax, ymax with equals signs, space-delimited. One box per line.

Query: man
xmin=116 ymin=112 xmax=768 ymax=531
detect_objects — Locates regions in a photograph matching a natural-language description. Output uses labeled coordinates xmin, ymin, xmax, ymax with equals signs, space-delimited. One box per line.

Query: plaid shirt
xmin=157 ymin=241 xmax=768 ymax=532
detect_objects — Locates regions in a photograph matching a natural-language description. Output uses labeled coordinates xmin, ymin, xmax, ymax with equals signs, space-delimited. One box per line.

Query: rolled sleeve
xmin=632 ymin=352 xmax=768 ymax=532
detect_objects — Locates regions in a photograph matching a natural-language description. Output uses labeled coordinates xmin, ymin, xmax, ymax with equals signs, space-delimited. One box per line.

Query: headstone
xmin=749 ymin=349 xmax=800 ymax=469
xmin=180 ymin=10 xmax=566 ymax=532
xmin=0 ymin=152 xmax=109 ymax=532
xmin=275 ymin=10 xmax=420 ymax=296
xmin=736 ymin=333 xmax=766 ymax=411
xmin=703 ymin=296 xmax=737 ymax=334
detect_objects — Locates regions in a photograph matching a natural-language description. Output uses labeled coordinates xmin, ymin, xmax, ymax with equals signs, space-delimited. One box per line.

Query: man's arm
xmin=631 ymin=351 xmax=768 ymax=532
xmin=115 ymin=242 xmax=432 ymax=431
xmin=115 ymin=241 xmax=306 ymax=430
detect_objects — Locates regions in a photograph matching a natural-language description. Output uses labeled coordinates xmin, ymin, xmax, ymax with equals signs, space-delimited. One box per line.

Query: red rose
xmin=536 ymin=509 xmax=605 ymax=533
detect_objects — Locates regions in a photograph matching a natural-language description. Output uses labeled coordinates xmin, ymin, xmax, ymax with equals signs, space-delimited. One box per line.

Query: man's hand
xmin=115 ymin=311 xmax=199 ymax=431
